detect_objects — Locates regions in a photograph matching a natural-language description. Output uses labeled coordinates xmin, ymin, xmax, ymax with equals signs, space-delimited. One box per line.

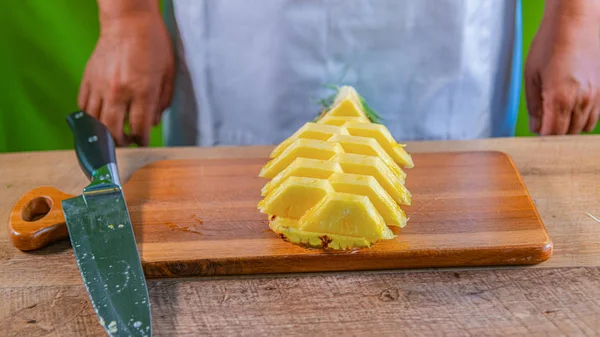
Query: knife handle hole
xmin=21 ymin=197 xmax=53 ymax=222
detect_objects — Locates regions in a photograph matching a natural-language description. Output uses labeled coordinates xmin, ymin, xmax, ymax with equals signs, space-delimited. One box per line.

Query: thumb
xmin=525 ymin=70 xmax=543 ymax=134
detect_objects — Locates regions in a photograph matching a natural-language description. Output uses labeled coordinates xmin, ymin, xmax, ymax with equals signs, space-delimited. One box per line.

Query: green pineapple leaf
xmin=358 ymin=95 xmax=383 ymax=124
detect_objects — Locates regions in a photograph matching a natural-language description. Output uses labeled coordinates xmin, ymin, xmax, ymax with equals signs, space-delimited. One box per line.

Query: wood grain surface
xmin=2 ymin=267 xmax=599 ymax=336
xmin=9 ymin=151 xmax=551 ymax=277
xmin=2 ymin=135 xmax=600 ymax=336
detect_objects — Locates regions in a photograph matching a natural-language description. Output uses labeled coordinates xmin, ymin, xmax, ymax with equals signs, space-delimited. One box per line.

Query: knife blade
xmin=63 ymin=111 xmax=151 ymax=337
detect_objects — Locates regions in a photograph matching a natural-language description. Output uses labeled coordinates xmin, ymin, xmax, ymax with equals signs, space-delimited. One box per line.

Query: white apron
xmin=162 ymin=0 xmax=521 ymax=146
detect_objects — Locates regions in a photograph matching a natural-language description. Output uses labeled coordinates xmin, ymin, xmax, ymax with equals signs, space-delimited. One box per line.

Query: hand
xmin=524 ymin=1 xmax=600 ymax=135
xmin=78 ymin=13 xmax=174 ymax=146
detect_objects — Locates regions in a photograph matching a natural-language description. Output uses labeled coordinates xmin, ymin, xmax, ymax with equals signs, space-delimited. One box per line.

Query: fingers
xmin=153 ymin=107 xmax=162 ymax=127
xmin=539 ymin=88 xmax=599 ymax=135
xmin=86 ymin=93 xmax=103 ymax=120
xmin=77 ymin=80 xmax=90 ymax=111
xmin=129 ymin=93 xmax=159 ymax=147
xmin=156 ymin=71 xmax=174 ymax=126
xmin=90 ymin=81 xmax=159 ymax=147
xmin=584 ymin=95 xmax=600 ymax=132
xmin=80 ymin=66 xmax=102 ymax=119
xmin=567 ymin=91 xmax=593 ymax=134
xmin=585 ymin=109 xmax=600 ymax=132
xmin=539 ymin=90 xmax=575 ymax=135
xmin=97 ymin=79 xmax=134 ymax=146
xmin=100 ymin=99 xmax=129 ymax=146
xmin=525 ymin=71 xmax=543 ymax=134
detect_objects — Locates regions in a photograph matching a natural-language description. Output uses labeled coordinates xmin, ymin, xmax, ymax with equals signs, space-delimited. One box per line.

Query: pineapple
xmin=343 ymin=122 xmax=414 ymax=168
xmin=258 ymin=86 xmax=413 ymax=250
xmin=269 ymin=123 xmax=349 ymax=159
xmin=318 ymin=115 xmax=370 ymax=126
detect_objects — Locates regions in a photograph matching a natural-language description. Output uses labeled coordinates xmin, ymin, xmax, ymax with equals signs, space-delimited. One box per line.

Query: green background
xmin=0 ymin=1 xmax=596 ymax=153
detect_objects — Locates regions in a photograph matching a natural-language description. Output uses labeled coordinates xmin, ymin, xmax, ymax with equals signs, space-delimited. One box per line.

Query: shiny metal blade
xmin=62 ymin=189 xmax=151 ymax=337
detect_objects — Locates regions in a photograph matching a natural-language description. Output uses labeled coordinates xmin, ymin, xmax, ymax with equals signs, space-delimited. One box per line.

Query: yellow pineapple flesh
xmin=326 ymin=99 xmax=366 ymax=118
xmin=317 ymin=115 xmax=370 ymax=126
xmin=259 ymin=138 xmax=344 ymax=179
xmin=258 ymin=176 xmax=333 ymax=219
xmin=299 ymin=193 xmax=394 ymax=243
xmin=261 ymin=158 xmax=343 ymax=197
xmin=269 ymin=123 xmax=349 ymax=159
xmin=332 ymin=153 xmax=411 ymax=206
xmin=257 ymin=85 xmax=414 ymax=250
xmin=326 ymin=134 xmax=406 ymax=180
xmin=343 ymin=121 xmax=414 ymax=168
xmin=328 ymin=172 xmax=407 ymax=227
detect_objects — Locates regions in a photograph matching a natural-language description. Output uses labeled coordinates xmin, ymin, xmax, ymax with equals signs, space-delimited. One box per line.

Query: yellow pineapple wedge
xmin=269 ymin=123 xmax=349 ymax=159
xmin=317 ymin=115 xmax=370 ymax=126
xmin=326 ymin=134 xmax=406 ymax=180
xmin=332 ymin=153 xmax=411 ymax=206
xmin=328 ymin=172 xmax=407 ymax=227
xmin=258 ymin=85 xmax=413 ymax=250
xmin=259 ymin=138 xmax=344 ymax=179
xmin=261 ymin=158 xmax=343 ymax=197
xmin=343 ymin=121 xmax=414 ymax=168
xmin=258 ymin=176 xmax=334 ymax=219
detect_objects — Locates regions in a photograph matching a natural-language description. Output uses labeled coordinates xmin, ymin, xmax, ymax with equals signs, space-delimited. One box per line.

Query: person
xmin=78 ymin=0 xmax=600 ymax=148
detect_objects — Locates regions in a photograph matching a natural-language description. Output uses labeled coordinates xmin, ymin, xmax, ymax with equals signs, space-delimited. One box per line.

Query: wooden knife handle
xmin=9 ymin=187 xmax=74 ymax=251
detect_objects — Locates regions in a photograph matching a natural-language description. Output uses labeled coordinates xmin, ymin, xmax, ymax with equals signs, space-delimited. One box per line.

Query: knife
xmin=63 ymin=111 xmax=151 ymax=337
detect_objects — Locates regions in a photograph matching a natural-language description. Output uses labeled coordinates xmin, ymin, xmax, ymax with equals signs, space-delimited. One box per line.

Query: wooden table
xmin=2 ymin=136 xmax=600 ymax=336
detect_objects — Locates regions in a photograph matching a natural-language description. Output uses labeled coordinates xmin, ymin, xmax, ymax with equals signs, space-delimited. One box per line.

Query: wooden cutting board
xmin=9 ymin=151 xmax=552 ymax=277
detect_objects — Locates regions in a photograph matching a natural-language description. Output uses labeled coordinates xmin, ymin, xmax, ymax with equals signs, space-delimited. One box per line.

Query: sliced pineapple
xmin=300 ymin=193 xmax=394 ymax=242
xmin=343 ymin=121 xmax=414 ymax=168
xmin=258 ymin=176 xmax=333 ymax=219
xmin=259 ymin=138 xmax=344 ymax=179
xmin=326 ymin=86 xmax=367 ymax=118
xmin=261 ymin=158 xmax=343 ymax=196
xmin=269 ymin=123 xmax=349 ymax=159
xmin=329 ymin=172 xmax=407 ymax=227
xmin=269 ymin=192 xmax=394 ymax=249
xmin=333 ymin=85 xmax=361 ymax=103
xmin=269 ymin=217 xmax=373 ymax=250
xmin=332 ymin=153 xmax=411 ymax=206
xmin=326 ymin=99 xmax=366 ymax=118
xmin=257 ymin=85 xmax=413 ymax=250
xmin=317 ymin=115 xmax=370 ymax=126
xmin=327 ymin=134 xmax=406 ymax=181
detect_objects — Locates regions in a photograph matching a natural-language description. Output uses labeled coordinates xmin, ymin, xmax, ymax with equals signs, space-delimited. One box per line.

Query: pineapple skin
xmin=269 ymin=216 xmax=374 ymax=250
